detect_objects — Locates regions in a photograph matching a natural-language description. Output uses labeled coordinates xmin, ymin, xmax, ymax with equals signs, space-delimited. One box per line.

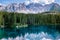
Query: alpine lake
xmin=0 ymin=25 xmax=60 ymax=40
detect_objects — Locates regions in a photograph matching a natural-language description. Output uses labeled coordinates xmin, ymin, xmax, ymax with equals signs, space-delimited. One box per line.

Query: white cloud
xmin=25 ymin=0 xmax=30 ymax=5
xmin=0 ymin=3 xmax=2 ymax=5
xmin=0 ymin=3 xmax=5 ymax=6
xmin=43 ymin=0 xmax=55 ymax=4
xmin=25 ymin=0 xmax=55 ymax=4
xmin=30 ymin=0 xmax=40 ymax=3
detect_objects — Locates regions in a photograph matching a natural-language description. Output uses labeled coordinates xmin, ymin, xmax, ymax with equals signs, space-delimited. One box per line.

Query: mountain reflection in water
xmin=0 ymin=25 xmax=60 ymax=40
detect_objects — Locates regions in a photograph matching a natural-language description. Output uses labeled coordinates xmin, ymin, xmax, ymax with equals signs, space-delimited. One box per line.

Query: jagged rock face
xmin=50 ymin=3 xmax=60 ymax=12
xmin=5 ymin=3 xmax=26 ymax=12
xmin=0 ymin=3 xmax=60 ymax=13
xmin=0 ymin=5 xmax=5 ymax=11
xmin=26 ymin=3 xmax=43 ymax=13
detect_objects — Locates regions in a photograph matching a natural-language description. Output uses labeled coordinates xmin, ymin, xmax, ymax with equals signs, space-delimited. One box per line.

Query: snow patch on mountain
xmin=0 ymin=3 xmax=60 ymax=13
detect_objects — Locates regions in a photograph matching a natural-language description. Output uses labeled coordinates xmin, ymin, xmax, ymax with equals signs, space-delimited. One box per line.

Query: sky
xmin=0 ymin=0 xmax=60 ymax=5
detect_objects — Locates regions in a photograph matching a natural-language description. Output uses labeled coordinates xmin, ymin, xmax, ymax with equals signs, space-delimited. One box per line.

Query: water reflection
xmin=0 ymin=32 xmax=60 ymax=40
xmin=0 ymin=25 xmax=60 ymax=40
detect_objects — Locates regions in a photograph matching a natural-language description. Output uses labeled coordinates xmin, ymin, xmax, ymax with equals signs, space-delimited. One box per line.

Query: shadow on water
xmin=0 ymin=25 xmax=60 ymax=39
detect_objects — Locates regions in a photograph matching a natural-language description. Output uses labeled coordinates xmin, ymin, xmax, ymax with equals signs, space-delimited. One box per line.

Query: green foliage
xmin=0 ymin=11 xmax=60 ymax=28
xmin=3 ymin=12 xmax=15 ymax=28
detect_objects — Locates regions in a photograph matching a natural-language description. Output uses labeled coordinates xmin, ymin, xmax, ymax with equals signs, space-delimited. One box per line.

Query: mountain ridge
xmin=0 ymin=3 xmax=60 ymax=13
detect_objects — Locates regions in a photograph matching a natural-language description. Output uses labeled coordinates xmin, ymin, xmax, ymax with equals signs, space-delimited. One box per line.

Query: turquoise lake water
xmin=0 ymin=25 xmax=60 ymax=40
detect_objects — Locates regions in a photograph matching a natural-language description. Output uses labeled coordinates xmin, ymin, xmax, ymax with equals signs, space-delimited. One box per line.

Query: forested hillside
xmin=0 ymin=11 xmax=60 ymax=28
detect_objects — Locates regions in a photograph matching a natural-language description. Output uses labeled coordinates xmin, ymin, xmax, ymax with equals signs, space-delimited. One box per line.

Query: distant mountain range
xmin=0 ymin=3 xmax=60 ymax=13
